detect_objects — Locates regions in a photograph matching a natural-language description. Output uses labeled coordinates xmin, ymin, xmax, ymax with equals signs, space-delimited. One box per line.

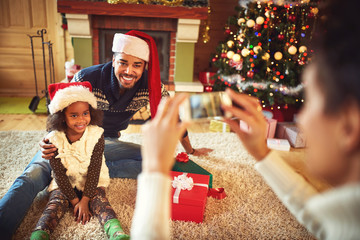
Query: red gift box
xmin=170 ymin=171 xmax=209 ymax=223
xmin=199 ymin=72 xmax=216 ymax=85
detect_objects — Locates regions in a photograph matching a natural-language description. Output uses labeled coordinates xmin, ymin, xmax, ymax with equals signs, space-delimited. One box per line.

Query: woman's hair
xmin=311 ymin=0 xmax=360 ymax=114
xmin=46 ymin=104 xmax=103 ymax=132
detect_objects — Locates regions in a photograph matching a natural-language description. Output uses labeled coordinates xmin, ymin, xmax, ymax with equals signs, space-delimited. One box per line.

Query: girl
xmin=31 ymin=82 xmax=129 ymax=240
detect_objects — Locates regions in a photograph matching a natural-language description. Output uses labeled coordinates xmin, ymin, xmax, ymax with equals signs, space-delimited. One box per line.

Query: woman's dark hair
xmin=46 ymin=104 xmax=103 ymax=132
xmin=311 ymin=0 xmax=360 ymax=114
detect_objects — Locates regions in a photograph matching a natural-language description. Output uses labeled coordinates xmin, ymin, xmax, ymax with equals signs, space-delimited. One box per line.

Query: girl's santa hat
xmin=112 ymin=30 xmax=161 ymax=117
xmin=48 ymin=82 xmax=97 ymax=114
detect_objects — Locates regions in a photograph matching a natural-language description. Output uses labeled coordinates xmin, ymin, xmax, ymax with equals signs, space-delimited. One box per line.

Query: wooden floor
xmin=0 ymin=114 xmax=210 ymax=133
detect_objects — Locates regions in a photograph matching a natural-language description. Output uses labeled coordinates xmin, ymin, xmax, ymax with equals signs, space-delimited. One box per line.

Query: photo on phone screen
xmin=179 ymin=91 xmax=233 ymax=121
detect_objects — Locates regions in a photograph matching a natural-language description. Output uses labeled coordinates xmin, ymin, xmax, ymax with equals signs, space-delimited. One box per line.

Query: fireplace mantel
xmin=57 ymin=0 xmax=208 ymax=19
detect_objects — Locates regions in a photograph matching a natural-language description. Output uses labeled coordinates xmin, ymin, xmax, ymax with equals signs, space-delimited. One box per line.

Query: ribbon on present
xmin=208 ymin=188 xmax=227 ymax=200
xmin=176 ymin=152 xmax=189 ymax=163
xmin=172 ymin=173 xmax=208 ymax=204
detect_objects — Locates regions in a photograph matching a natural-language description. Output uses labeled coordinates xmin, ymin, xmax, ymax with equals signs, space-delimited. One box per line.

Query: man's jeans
xmin=0 ymin=138 xmax=142 ymax=239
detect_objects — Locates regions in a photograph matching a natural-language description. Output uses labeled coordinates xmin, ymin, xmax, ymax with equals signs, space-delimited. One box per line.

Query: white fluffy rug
xmin=0 ymin=131 xmax=319 ymax=240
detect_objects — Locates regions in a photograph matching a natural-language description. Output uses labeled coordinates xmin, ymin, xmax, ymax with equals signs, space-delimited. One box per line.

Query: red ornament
xmin=212 ymin=57 xmax=217 ymax=62
xmin=278 ymin=34 xmax=284 ymax=41
xmin=225 ymin=29 xmax=231 ymax=34
xmin=289 ymin=14 xmax=296 ymax=22
xmin=247 ymin=71 xmax=254 ymax=78
xmin=254 ymin=24 xmax=262 ymax=31
xmin=221 ymin=53 xmax=227 ymax=58
xmin=204 ymin=85 xmax=213 ymax=92
xmin=307 ymin=12 xmax=315 ymax=18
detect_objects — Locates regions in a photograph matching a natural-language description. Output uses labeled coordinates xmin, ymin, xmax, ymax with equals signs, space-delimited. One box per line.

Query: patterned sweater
xmin=72 ymin=62 xmax=169 ymax=138
xmin=47 ymin=125 xmax=110 ymax=200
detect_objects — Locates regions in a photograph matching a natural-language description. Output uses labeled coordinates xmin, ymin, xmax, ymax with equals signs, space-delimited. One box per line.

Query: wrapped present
xmin=240 ymin=118 xmax=277 ymax=139
xmin=209 ymin=119 xmax=230 ymax=132
xmin=172 ymin=158 xmax=213 ymax=188
xmin=170 ymin=171 xmax=209 ymax=223
xmin=199 ymin=71 xmax=216 ymax=85
xmin=267 ymin=138 xmax=291 ymax=151
xmin=276 ymin=122 xmax=306 ymax=148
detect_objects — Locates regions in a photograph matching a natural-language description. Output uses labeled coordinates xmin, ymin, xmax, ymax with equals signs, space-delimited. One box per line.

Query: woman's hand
xmin=222 ymin=88 xmax=270 ymax=161
xmin=39 ymin=138 xmax=58 ymax=159
xmin=141 ymin=94 xmax=190 ymax=175
xmin=73 ymin=196 xmax=92 ymax=225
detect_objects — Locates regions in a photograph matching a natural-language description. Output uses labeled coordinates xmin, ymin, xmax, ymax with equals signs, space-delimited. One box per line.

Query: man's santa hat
xmin=48 ymin=82 xmax=97 ymax=115
xmin=112 ymin=30 xmax=161 ymax=117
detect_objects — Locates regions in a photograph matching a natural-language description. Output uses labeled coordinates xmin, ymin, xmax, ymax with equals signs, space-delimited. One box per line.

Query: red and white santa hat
xmin=112 ymin=30 xmax=162 ymax=117
xmin=48 ymin=82 xmax=97 ymax=115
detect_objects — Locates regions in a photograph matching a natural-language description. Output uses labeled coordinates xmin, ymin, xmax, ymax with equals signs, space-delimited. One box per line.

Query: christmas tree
xmin=211 ymin=0 xmax=319 ymax=110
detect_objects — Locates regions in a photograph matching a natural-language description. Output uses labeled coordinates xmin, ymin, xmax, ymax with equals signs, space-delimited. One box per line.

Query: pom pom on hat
xmin=48 ymin=82 xmax=97 ymax=115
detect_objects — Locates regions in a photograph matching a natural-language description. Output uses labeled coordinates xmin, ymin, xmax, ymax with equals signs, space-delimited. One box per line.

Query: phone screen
xmin=179 ymin=92 xmax=232 ymax=121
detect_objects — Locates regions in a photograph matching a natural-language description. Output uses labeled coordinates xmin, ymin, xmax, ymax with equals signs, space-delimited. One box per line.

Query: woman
xmin=130 ymin=0 xmax=360 ymax=239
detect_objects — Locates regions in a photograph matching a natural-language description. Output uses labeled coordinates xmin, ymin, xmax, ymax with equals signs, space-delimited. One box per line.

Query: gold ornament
xmin=241 ymin=48 xmax=250 ymax=57
xmin=299 ymin=46 xmax=307 ymax=53
xmin=253 ymin=46 xmax=262 ymax=54
xmin=246 ymin=19 xmax=255 ymax=28
xmin=227 ymin=40 xmax=235 ymax=48
xmin=256 ymin=16 xmax=265 ymax=25
xmin=227 ymin=51 xmax=235 ymax=59
xmin=274 ymin=52 xmax=283 ymax=60
xmin=262 ymin=52 xmax=270 ymax=60
xmin=238 ymin=18 xmax=246 ymax=26
xmin=288 ymin=45 xmax=297 ymax=55
xmin=232 ymin=53 xmax=241 ymax=62
xmin=311 ymin=7 xmax=319 ymax=15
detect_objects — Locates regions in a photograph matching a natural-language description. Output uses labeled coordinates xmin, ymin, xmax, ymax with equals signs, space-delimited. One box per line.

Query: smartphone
xmin=179 ymin=91 xmax=233 ymax=121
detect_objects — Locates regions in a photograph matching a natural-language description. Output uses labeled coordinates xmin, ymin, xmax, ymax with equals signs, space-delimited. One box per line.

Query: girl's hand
xmin=73 ymin=196 xmax=92 ymax=225
xmin=222 ymin=88 xmax=270 ymax=161
xmin=141 ymin=94 xmax=190 ymax=175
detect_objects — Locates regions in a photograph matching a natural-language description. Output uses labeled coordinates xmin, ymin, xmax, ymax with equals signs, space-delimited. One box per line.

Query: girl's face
xmin=112 ymin=53 xmax=145 ymax=90
xmin=64 ymin=101 xmax=91 ymax=140
xmin=298 ymin=65 xmax=351 ymax=186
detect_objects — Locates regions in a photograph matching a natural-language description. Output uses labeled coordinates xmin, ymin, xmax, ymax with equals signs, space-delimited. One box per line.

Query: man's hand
xmin=141 ymin=94 xmax=190 ymax=175
xmin=39 ymin=138 xmax=58 ymax=159
xmin=222 ymin=88 xmax=270 ymax=161
xmin=73 ymin=196 xmax=92 ymax=225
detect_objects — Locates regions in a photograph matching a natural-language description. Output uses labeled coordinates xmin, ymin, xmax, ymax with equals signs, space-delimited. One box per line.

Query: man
xmin=0 ymin=30 xmax=210 ymax=239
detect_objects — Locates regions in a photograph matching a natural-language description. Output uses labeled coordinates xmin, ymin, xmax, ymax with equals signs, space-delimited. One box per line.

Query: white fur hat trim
xmin=112 ymin=33 xmax=149 ymax=62
xmin=48 ymin=85 xmax=98 ymax=114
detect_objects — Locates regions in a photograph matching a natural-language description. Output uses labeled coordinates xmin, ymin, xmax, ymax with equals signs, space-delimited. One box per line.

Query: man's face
xmin=112 ymin=52 xmax=146 ymax=90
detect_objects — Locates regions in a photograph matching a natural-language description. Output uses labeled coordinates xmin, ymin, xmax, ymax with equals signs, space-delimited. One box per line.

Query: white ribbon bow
xmin=172 ymin=173 xmax=208 ymax=204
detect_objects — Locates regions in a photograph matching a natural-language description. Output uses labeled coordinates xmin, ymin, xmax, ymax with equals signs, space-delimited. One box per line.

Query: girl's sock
xmin=30 ymin=230 xmax=49 ymax=240
xmin=104 ymin=218 xmax=130 ymax=240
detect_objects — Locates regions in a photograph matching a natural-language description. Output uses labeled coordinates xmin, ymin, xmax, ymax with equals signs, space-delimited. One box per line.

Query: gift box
xmin=170 ymin=171 xmax=210 ymax=223
xmin=240 ymin=118 xmax=277 ymax=139
xmin=172 ymin=159 xmax=213 ymax=188
xmin=209 ymin=119 xmax=230 ymax=133
xmin=199 ymin=71 xmax=216 ymax=85
xmin=275 ymin=122 xmax=306 ymax=148
xmin=267 ymin=138 xmax=291 ymax=151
